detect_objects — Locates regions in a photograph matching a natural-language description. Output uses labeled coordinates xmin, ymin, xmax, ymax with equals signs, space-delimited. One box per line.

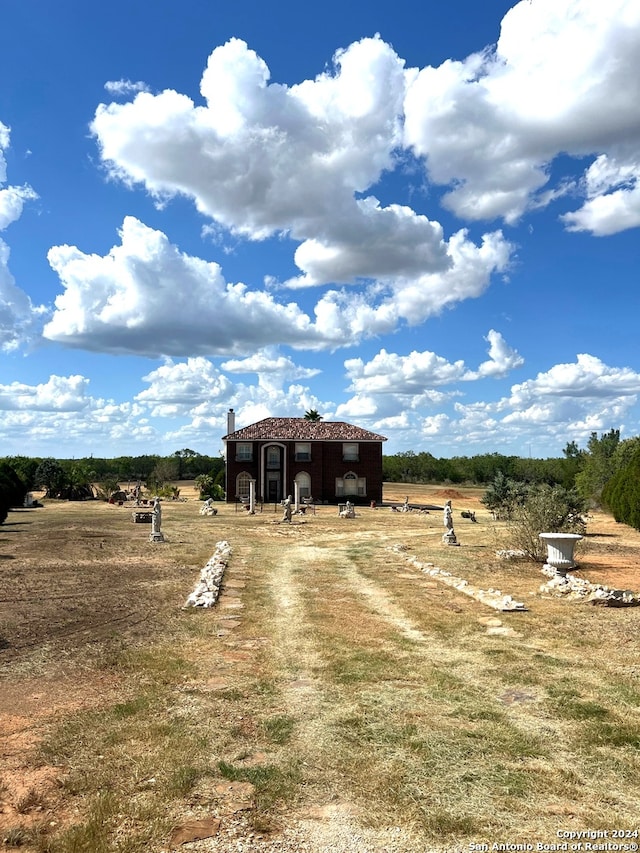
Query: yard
xmin=1 ymin=484 xmax=639 ymax=852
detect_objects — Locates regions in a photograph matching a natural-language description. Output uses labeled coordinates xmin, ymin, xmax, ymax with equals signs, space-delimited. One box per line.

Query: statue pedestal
xmin=149 ymin=531 xmax=165 ymax=543
xmin=539 ymin=533 xmax=582 ymax=576
xmin=442 ymin=529 xmax=459 ymax=546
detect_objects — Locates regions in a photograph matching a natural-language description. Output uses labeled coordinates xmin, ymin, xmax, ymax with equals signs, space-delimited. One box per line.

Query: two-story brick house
xmin=222 ymin=411 xmax=387 ymax=505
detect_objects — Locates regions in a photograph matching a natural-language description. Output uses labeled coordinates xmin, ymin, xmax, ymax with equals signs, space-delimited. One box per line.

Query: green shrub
xmin=505 ymin=484 xmax=587 ymax=561
xmin=0 ymin=462 xmax=28 ymax=523
xmin=602 ymin=445 xmax=640 ymax=530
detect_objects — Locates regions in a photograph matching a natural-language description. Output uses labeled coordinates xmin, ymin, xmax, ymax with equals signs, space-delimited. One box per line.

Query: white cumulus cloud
xmin=403 ymin=0 xmax=640 ymax=234
xmin=0 ymin=374 xmax=90 ymax=411
xmin=90 ymin=36 xmax=511 ymax=294
xmin=44 ymin=216 xmax=316 ymax=356
xmin=0 ymin=120 xmax=44 ymax=352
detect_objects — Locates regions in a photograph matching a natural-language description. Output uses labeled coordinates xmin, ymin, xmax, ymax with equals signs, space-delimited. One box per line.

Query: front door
xmin=267 ymin=472 xmax=280 ymax=503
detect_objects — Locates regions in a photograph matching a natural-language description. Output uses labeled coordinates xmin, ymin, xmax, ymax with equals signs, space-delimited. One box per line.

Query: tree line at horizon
xmin=1 ymin=430 xmax=638 ymax=530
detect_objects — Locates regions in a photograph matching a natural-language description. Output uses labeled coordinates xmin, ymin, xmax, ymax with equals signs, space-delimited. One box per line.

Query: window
xmin=343 ymin=442 xmax=359 ymax=462
xmin=266 ymin=446 xmax=280 ymax=469
xmin=335 ymin=471 xmax=366 ymax=497
xmin=295 ymin=471 xmax=311 ymax=498
xmin=236 ymin=472 xmax=252 ymax=498
xmin=236 ymin=442 xmax=253 ymax=462
xmin=295 ymin=442 xmax=311 ymax=461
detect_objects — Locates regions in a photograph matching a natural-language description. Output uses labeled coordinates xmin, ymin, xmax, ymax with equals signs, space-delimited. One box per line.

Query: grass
xmin=2 ymin=483 xmax=640 ymax=849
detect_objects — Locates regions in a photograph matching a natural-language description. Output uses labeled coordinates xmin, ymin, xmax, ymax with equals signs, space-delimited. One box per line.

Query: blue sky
xmin=1 ymin=0 xmax=639 ymax=459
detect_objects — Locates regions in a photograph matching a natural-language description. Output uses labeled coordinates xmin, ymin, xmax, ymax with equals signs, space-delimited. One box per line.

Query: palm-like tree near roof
xmin=304 ymin=409 xmax=323 ymax=421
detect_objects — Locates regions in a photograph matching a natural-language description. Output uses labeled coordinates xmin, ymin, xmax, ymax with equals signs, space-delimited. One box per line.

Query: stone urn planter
xmin=539 ymin=533 xmax=583 ymax=576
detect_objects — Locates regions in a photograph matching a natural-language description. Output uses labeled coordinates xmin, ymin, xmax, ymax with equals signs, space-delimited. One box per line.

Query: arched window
xmin=295 ymin=471 xmax=311 ymax=498
xmin=335 ymin=471 xmax=366 ymax=497
xmin=236 ymin=471 xmax=252 ymax=499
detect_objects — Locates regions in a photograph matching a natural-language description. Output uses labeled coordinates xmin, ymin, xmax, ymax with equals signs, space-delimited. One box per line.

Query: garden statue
xmin=340 ymin=500 xmax=356 ymax=518
xmin=149 ymin=498 xmax=165 ymax=542
xmin=442 ymin=499 xmax=458 ymax=545
xmin=281 ymin=495 xmax=293 ymax=523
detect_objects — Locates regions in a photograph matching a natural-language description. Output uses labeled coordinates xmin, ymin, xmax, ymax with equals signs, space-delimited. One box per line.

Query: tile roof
xmin=223 ymin=417 xmax=387 ymax=442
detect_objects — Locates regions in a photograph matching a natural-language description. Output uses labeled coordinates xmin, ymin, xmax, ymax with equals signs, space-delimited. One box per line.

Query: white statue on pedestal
xmin=150 ymin=498 xmax=165 ymax=542
xmin=442 ymin=500 xmax=458 ymax=545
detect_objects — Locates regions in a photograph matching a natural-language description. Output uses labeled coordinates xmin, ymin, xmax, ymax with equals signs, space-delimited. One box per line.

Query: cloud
xmin=403 ymin=0 xmax=640 ymax=233
xmin=345 ymin=349 xmax=467 ymax=395
xmin=411 ymin=354 xmax=640 ymax=453
xmin=283 ymin=199 xmax=450 ymax=289
xmin=91 ymin=37 xmax=407 ymax=241
xmin=132 ymin=354 xmax=333 ymax=445
xmin=104 ymin=79 xmax=150 ymax=97
xmin=0 ymin=184 xmax=37 ymax=231
xmin=135 ymin=357 xmax=233 ymax=417
xmin=344 ymin=330 xmax=521 ymax=396
xmin=221 ymin=348 xmax=321 ymax=393
xmin=0 ymin=374 xmax=90 ymax=411
xmin=335 ymin=330 xmax=521 ymax=431
xmin=0 ymin=374 xmax=157 ymax=456
xmin=508 ymin=353 xmax=640 ymax=404
xmin=464 ymin=329 xmax=524 ymax=379
xmin=309 ymin=229 xmax=512 ymax=346
xmin=561 ymin=154 xmax=640 ymax=235
xmin=44 ymin=216 xmax=317 ymax=356
xmin=0 ymin=121 xmax=45 ymax=352
xmin=90 ymin=36 xmax=512 ymax=294
xmin=43 ymin=214 xmax=511 ymax=357
xmin=334 ymin=349 xmax=640 ymax=457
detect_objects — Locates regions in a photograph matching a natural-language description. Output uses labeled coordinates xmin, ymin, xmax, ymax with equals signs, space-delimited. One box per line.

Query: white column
xmin=294 ymin=480 xmax=300 ymax=513
xmin=249 ymin=479 xmax=256 ymax=514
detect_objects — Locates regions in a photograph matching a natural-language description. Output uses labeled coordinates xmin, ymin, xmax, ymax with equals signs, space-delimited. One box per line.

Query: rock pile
xmin=539 ymin=565 xmax=640 ymax=606
xmin=184 ymin=540 xmax=232 ymax=608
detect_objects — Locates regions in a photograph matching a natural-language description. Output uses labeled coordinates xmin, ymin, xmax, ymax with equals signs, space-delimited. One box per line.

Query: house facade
xmin=222 ymin=412 xmax=387 ymax=505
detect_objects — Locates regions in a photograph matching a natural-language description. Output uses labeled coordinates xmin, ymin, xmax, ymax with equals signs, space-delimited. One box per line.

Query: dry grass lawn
xmin=1 ymin=483 xmax=639 ymax=852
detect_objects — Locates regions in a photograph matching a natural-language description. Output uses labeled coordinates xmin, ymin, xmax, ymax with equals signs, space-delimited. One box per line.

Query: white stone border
xmin=183 ymin=540 xmax=232 ymax=608
xmin=390 ymin=544 xmax=527 ymax=611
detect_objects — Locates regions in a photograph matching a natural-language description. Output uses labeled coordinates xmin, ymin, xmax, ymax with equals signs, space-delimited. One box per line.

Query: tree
xmin=95 ymin=477 xmax=121 ymax=501
xmin=303 ymin=409 xmax=323 ymax=421
xmin=173 ymin=448 xmax=199 ymax=479
xmin=62 ymin=461 xmax=97 ymax=499
xmin=148 ymin=457 xmax=180 ymax=491
xmin=481 ymin=472 xmax=527 ymax=519
xmin=3 ymin=456 xmax=39 ymax=490
xmin=34 ymin=458 xmax=67 ymax=498
xmin=575 ymin=429 xmax=620 ymax=507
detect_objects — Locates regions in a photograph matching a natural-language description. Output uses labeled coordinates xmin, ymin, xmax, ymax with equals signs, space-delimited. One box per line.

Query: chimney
xmin=226 ymin=408 xmax=236 ymax=435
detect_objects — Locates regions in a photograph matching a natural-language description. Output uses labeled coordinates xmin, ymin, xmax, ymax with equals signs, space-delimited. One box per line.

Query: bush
xmin=195 ymin=474 xmax=225 ymax=501
xmin=505 ymin=484 xmax=587 ymax=561
xmin=0 ymin=462 xmax=28 ymax=524
xmin=94 ymin=478 xmax=122 ymax=501
xmin=602 ymin=445 xmax=640 ymax=530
